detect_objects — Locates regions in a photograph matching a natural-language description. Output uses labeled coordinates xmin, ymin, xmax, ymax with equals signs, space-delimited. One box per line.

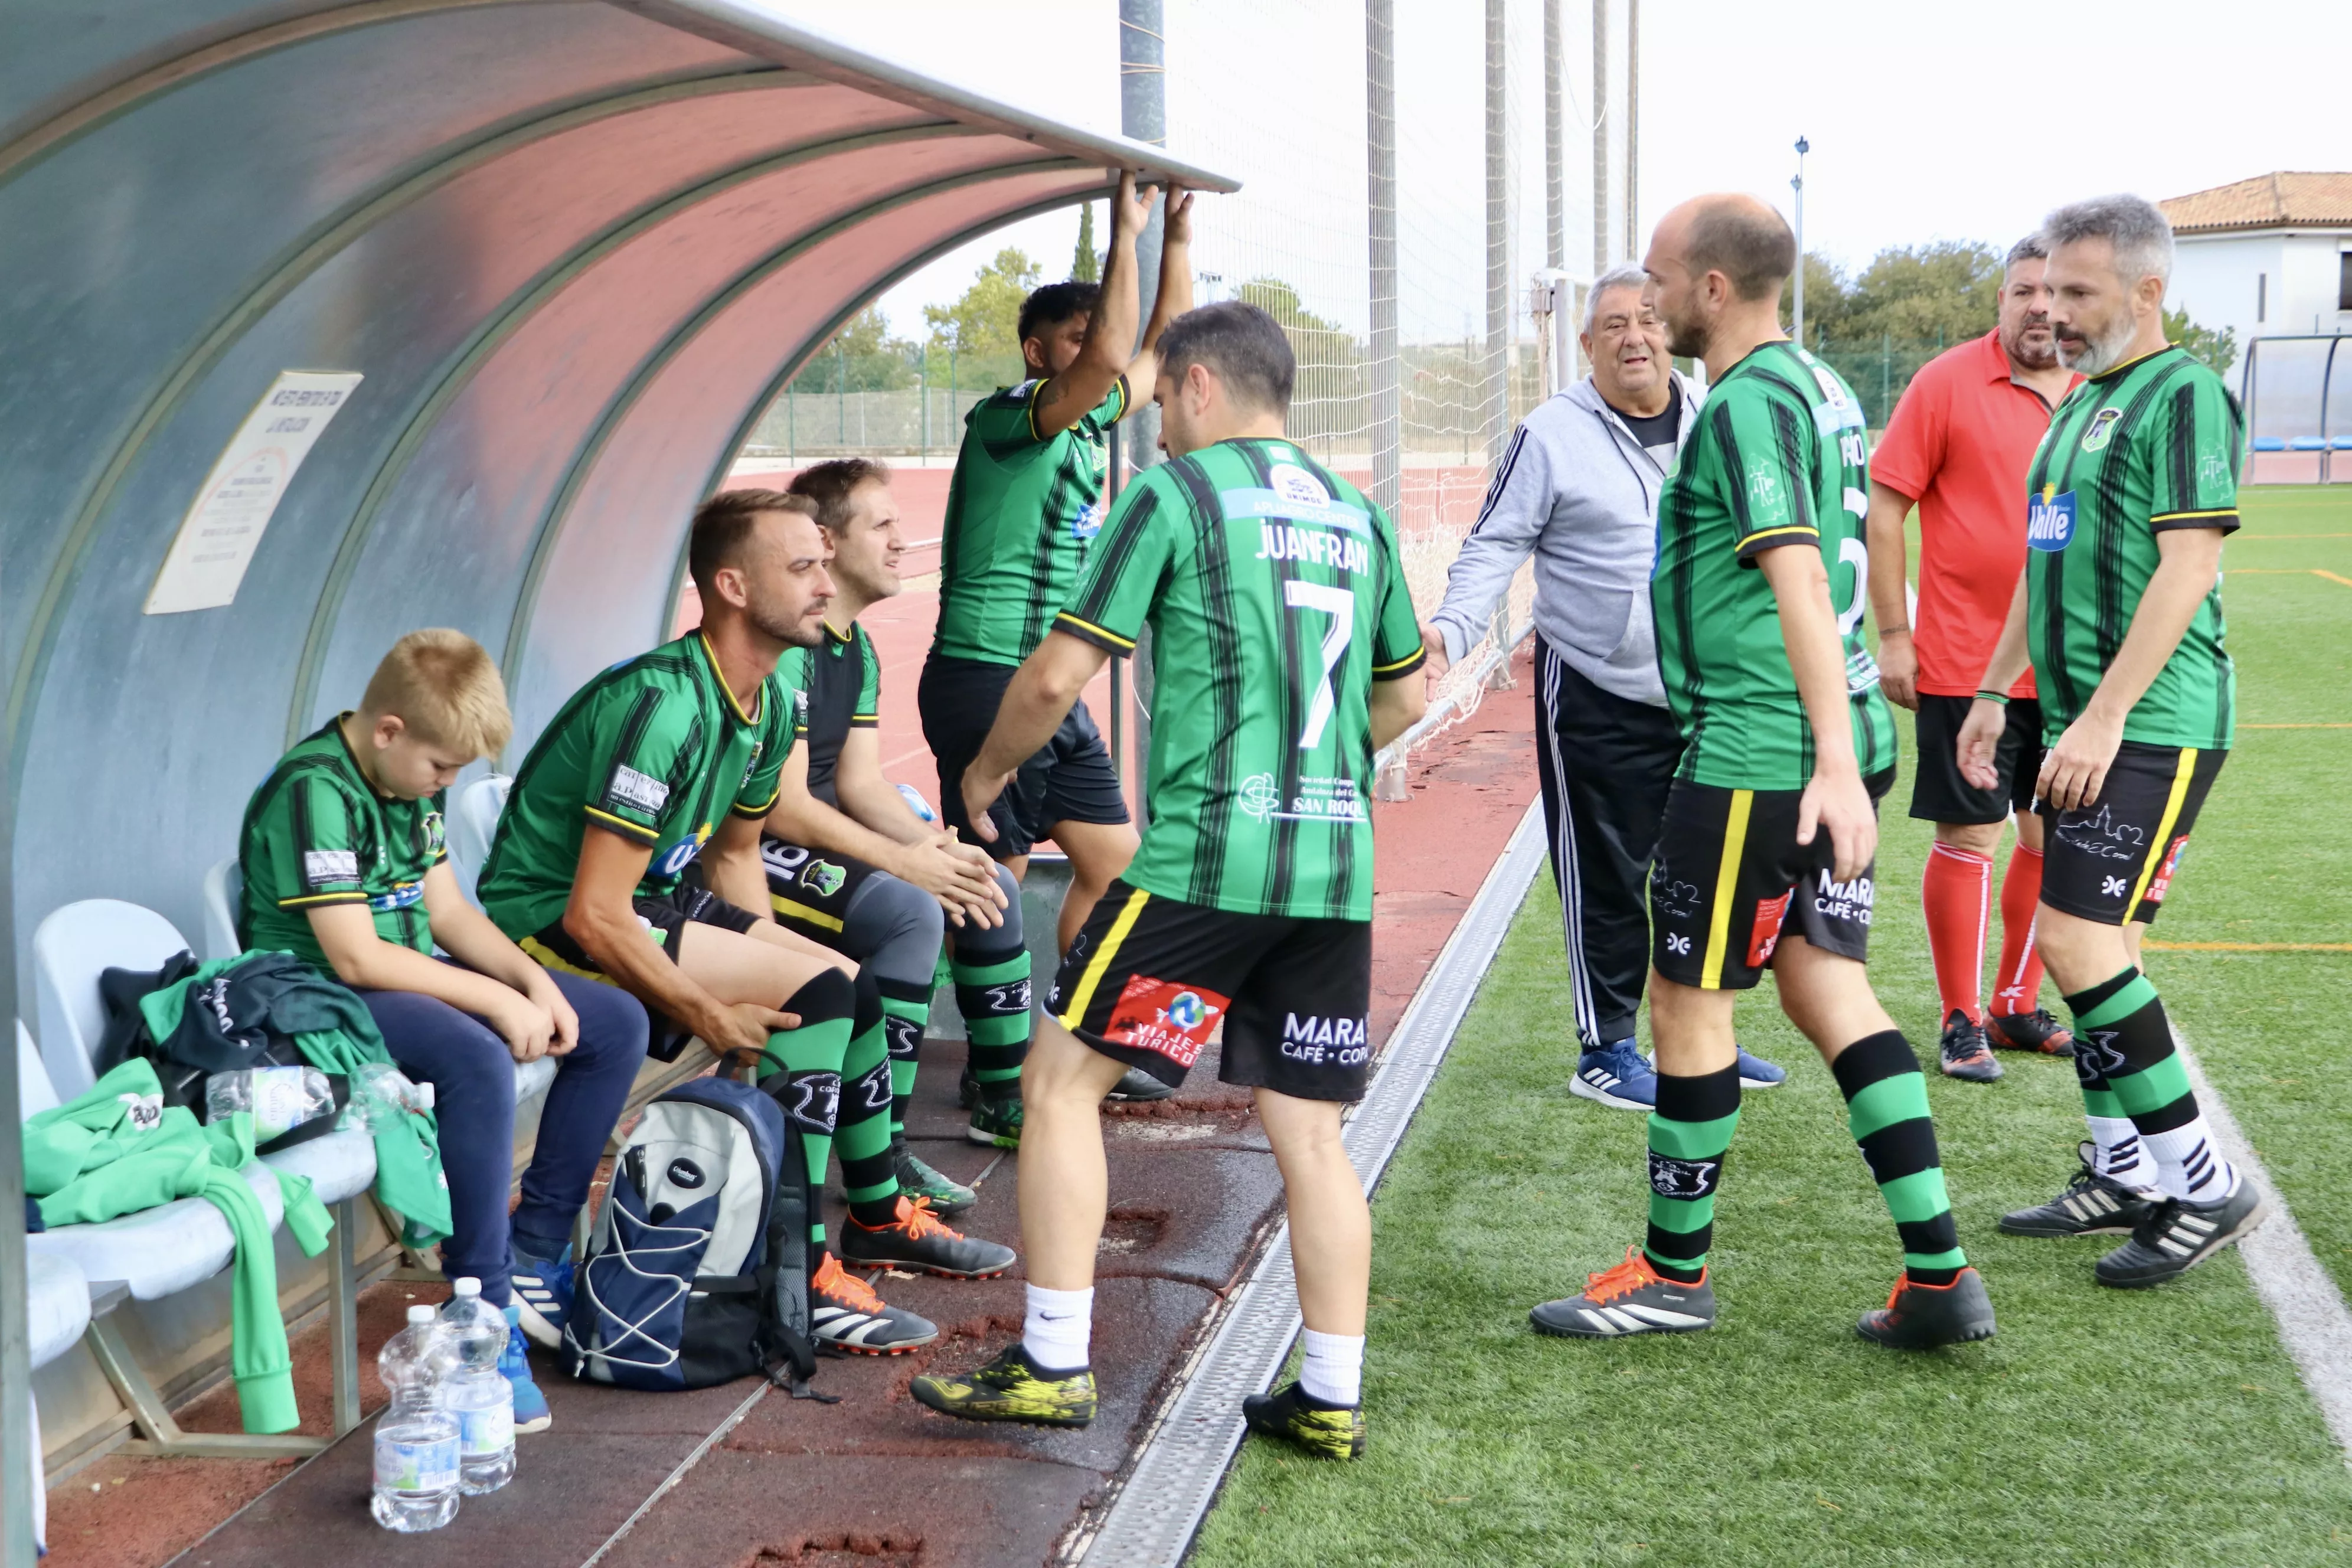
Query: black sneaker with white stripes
xmin=1998 ymin=1142 xmax=2158 ymax=1238
xmin=2095 ymin=1180 xmax=2268 ymax=1288
xmin=1528 ymin=1246 xmax=1715 ymax=1338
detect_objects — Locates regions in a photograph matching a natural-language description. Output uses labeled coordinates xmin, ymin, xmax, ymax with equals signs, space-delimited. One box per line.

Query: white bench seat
xmin=27 ymin=1160 xmax=289 ymax=1302
xmin=28 ymin=1250 xmax=92 ymax=1371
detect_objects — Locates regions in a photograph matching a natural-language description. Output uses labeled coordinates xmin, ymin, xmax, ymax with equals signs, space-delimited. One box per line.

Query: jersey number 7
xmin=1283 ymin=579 xmax=1356 ymax=750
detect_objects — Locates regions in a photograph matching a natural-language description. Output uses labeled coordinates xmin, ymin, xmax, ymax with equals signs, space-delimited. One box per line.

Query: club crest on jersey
xmin=2027 ymin=485 xmax=2076 ymax=551
xmin=2079 ymin=407 xmax=2122 ymax=452
xmin=1745 ymin=469 xmax=1785 ymax=523
xmin=420 ymin=811 xmax=446 ymax=858
xmin=1103 ymin=976 xmax=1229 ymax=1069
xmin=798 ymin=859 xmax=847 ymax=897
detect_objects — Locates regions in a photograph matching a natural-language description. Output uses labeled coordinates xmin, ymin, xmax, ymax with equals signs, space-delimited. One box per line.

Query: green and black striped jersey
xmin=1053 ymin=438 xmax=1423 ymax=922
xmin=773 ymin=620 xmax=879 ymax=809
xmin=2024 ymin=345 xmax=2240 ymax=750
xmin=932 ymin=377 xmax=1128 ymax=666
xmin=238 ymin=717 xmax=447 ymax=971
xmin=478 ymin=631 xmax=795 ymax=939
xmin=1653 ymin=342 xmax=1899 ymax=790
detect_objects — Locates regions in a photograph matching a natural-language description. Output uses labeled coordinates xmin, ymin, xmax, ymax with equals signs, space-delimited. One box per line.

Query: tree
xmin=1236 ymin=276 xmax=1345 ymax=337
xmin=925 ymin=247 xmax=1040 ymax=356
xmin=1071 ymin=203 xmax=1099 ymax=283
xmin=1780 ymin=251 xmax=1854 ymax=344
xmin=1841 ymin=241 xmax=2002 ymax=345
xmin=2165 ymin=305 xmax=2238 ymax=376
xmin=795 ymin=306 xmax=914 ymax=391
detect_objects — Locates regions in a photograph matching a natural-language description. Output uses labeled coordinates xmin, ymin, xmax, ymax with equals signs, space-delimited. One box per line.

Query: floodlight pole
xmin=1591 ymin=0 xmax=1609 ymax=271
xmin=1791 ymin=135 xmax=1809 ymax=345
xmin=1367 ymin=0 xmax=1400 ymax=518
xmin=1120 ymin=0 xmax=1164 ymax=829
xmin=1484 ymin=0 xmax=1508 ymax=462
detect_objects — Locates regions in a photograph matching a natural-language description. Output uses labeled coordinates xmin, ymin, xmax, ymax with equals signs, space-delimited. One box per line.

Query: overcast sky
xmin=748 ymin=0 xmax=2350 ymax=339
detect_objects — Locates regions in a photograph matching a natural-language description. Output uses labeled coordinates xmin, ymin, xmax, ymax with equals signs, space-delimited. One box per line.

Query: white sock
xmin=2140 ymin=1115 xmax=2239 ymax=1204
xmin=1297 ymin=1329 xmax=1364 ymax=1408
xmin=1022 ymin=1284 xmax=1094 ymax=1373
xmin=2087 ymin=1116 xmax=2157 ymax=1193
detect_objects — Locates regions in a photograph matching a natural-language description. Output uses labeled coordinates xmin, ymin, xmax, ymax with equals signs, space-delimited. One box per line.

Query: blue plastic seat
xmin=2251 ymin=437 xmax=2286 ymax=452
xmin=2289 ymin=436 xmax=2325 ymax=452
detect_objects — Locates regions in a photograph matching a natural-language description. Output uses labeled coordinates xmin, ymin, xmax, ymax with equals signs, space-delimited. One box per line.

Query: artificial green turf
xmin=1192 ymin=486 xmax=2352 ymax=1567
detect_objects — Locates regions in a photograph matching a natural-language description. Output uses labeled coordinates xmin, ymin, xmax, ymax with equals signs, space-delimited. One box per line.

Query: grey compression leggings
xmin=838 ymin=861 xmax=1024 ymax=982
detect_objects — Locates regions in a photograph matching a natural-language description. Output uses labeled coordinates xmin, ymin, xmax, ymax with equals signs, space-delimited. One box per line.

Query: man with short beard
xmin=1421 ymin=262 xmax=1783 ymax=1111
xmin=479 ymin=489 xmax=940 ymax=1357
xmin=1865 ymin=236 xmax=2083 ymax=1083
xmin=1957 ymin=195 xmax=2267 ymax=1283
xmin=1528 ymin=195 xmax=1993 ymax=1350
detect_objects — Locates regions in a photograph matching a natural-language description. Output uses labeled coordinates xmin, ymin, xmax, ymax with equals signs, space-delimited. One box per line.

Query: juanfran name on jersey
xmin=1234 ymin=460 xmax=1374 ymax=573
xmin=2028 ymin=484 xmax=2077 ymax=552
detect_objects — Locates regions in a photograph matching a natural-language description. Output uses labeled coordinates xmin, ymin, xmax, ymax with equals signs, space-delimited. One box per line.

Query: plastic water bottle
xmin=371 ymin=1305 xmax=460 ymax=1532
xmin=437 ymin=1278 xmax=515 ymax=1494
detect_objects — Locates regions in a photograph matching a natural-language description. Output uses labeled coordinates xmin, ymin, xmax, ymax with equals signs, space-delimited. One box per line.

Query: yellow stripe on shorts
xmin=770 ymin=894 xmax=845 ymax=932
xmin=520 ymin=934 xmax=613 ymax=986
xmin=1057 ymin=886 xmax=1152 ymax=1029
xmin=1700 ymin=790 xmax=1754 ymax=990
xmin=2123 ymin=748 xmax=2198 ymax=919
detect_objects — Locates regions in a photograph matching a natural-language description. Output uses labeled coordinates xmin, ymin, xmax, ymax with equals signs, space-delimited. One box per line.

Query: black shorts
xmin=1648 ymin=769 xmax=1896 ymax=991
xmin=520 ymin=884 xmax=761 ymax=1060
xmin=2037 ymin=743 xmax=2224 ymax=927
xmin=1044 ymin=880 xmax=1374 ymax=1102
xmin=757 ymin=838 xmax=880 ymax=946
xmin=918 ymin=652 xmax=1129 ymax=861
xmin=1910 ymin=695 xmax=2043 ymax=825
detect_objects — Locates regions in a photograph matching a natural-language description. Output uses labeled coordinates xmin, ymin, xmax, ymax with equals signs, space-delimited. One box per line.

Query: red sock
xmin=1922 ymin=843 xmax=1992 ymax=1025
xmin=1990 ymin=844 xmax=2046 ymax=1017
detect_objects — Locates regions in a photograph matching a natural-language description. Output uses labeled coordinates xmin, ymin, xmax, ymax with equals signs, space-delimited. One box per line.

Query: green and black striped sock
xmin=756 ymin=968 xmax=854 ymax=1250
xmin=1831 ymin=1031 xmax=1965 ymax=1285
xmin=876 ymin=975 xmax=933 ymax=1139
xmin=839 ymin=972 xmax=901 ymax=1227
xmin=954 ymin=949 xmax=1033 ymax=1095
xmin=1643 ymin=1064 xmax=1741 ymax=1285
xmin=2064 ymin=968 xmax=2237 ymax=1203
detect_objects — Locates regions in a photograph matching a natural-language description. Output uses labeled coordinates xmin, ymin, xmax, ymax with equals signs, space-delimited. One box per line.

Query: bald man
xmin=1528 ymin=195 xmax=1995 ymax=1351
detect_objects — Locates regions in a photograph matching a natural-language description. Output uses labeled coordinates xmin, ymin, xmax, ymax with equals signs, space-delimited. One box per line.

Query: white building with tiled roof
xmin=2160 ymin=172 xmax=2352 ymax=351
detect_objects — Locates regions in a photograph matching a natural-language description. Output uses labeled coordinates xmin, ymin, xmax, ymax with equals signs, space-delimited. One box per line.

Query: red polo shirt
xmin=1870 ymin=329 xmax=2080 ymax=698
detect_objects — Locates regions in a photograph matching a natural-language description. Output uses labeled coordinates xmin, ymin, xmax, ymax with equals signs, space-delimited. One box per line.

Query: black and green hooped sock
xmin=839 ymin=972 xmax=903 ymax=1226
xmin=876 ymin=975 xmax=932 ymax=1139
xmin=1643 ymin=1064 xmax=1741 ymax=1284
xmin=954 ymin=948 xmax=1033 ymax=1095
xmin=757 ymin=967 xmax=854 ymax=1250
xmin=2064 ymin=968 xmax=2237 ymax=1203
xmin=1831 ymin=1031 xmax=1965 ymax=1285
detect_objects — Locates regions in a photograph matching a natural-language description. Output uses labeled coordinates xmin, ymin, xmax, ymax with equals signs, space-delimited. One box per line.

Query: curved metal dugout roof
xmin=0 ymin=0 xmax=1236 ymax=969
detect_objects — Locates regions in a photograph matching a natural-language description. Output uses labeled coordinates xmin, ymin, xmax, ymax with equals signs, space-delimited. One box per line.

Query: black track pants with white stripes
xmin=1533 ymin=634 xmax=1685 ymax=1050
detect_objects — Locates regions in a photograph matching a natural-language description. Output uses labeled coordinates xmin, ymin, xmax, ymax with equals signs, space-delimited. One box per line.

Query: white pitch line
xmin=2172 ymin=1025 xmax=2352 ymax=1469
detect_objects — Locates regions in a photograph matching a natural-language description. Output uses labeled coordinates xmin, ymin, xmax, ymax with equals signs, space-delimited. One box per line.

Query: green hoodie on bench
xmin=24 ymin=1059 xmax=331 ymax=1433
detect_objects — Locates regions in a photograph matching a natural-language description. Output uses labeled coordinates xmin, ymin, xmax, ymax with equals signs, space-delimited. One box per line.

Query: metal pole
xmin=1105 ymin=421 xmax=1125 ymax=776
xmin=1367 ymin=0 xmax=1402 ymax=517
xmin=1543 ymin=0 xmax=1563 ymax=272
xmin=1121 ymin=0 xmax=1164 ymax=834
xmin=2 ymin=554 xmax=34 ymax=1566
xmin=1484 ymin=0 xmax=1508 ymax=463
xmin=1592 ymin=0 xmax=1609 ymax=272
xmin=1791 ymin=135 xmax=1808 ymax=344
xmin=1623 ymin=0 xmax=1638 ymax=256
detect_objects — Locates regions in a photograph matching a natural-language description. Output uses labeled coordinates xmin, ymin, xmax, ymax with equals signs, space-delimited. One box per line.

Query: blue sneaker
xmin=509 ymin=1242 xmax=574 ymax=1350
xmin=1569 ymin=1039 xmax=1657 ymax=1110
xmin=1734 ymin=1044 xmax=1786 ymax=1089
xmin=499 ymin=1305 xmax=551 ymax=1433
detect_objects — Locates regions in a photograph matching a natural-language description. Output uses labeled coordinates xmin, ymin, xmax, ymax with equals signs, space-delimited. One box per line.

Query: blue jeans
xmin=360 ymin=971 xmax=648 ymax=1305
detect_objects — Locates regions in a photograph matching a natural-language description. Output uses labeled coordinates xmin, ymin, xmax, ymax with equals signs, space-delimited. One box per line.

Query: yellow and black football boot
xmin=1242 ymin=1381 xmax=1365 ymax=1460
xmin=910 ymin=1344 xmax=1096 ymax=1427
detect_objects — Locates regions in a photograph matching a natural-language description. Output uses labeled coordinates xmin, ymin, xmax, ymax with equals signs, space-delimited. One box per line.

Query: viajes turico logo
xmin=1103 ymin=976 xmax=1229 ymax=1069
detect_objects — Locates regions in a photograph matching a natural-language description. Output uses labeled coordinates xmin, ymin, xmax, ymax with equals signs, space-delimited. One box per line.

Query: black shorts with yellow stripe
xmin=1045 ymin=879 xmax=1374 ymax=1103
xmin=520 ymin=884 xmax=760 ymax=1059
xmin=1648 ymin=768 xmax=1896 ymax=991
xmin=755 ymin=837 xmax=879 ymax=945
xmin=2036 ymin=741 xmax=2224 ymax=927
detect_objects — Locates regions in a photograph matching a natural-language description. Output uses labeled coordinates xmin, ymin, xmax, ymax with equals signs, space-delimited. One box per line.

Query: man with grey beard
xmin=1865 ymin=237 xmax=2082 ymax=1084
xmin=1956 ymin=194 xmax=2266 ymax=1286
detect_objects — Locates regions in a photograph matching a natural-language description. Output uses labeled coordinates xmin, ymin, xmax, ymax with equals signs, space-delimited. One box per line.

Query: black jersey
xmin=776 ymin=621 xmax=880 ymax=808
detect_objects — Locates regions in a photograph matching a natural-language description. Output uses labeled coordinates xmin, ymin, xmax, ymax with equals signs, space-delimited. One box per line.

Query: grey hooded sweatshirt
xmin=1428 ymin=370 xmax=1704 ymax=707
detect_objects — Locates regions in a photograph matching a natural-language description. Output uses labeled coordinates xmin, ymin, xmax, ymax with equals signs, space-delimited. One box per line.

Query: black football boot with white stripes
xmin=1998 ymin=1142 xmax=2158 ymax=1238
xmin=809 ymin=1252 xmax=938 ymax=1354
xmin=2094 ymin=1178 xmax=2268 ymax=1288
xmin=1529 ymin=1246 xmax=1716 ymax=1338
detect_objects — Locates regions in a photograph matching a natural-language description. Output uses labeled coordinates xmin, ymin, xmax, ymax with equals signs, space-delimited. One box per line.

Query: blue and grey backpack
xmin=563 ymin=1076 xmax=819 ymax=1393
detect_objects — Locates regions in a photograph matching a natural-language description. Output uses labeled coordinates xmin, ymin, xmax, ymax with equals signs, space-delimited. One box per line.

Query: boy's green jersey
xmin=1051 ymin=437 xmax=1423 ymax=921
xmin=932 ymin=377 xmax=1128 ymax=666
xmin=2024 ymin=344 xmax=2240 ymax=750
xmin=237 ymin=716 xmax=447 ymax=972
xmin=478 ymin=632 xmax=794 ymax=939
xmin=1653 ymin=341 xmax=1899 ymax=790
